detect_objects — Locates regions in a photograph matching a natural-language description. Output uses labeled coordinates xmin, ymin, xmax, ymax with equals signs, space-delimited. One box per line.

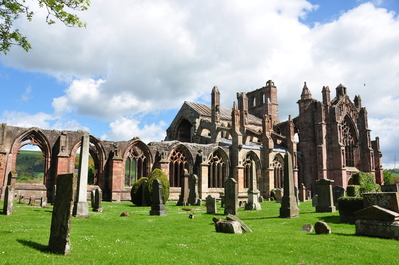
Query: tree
xmin=0 ymin=0 xmax=90 ymax=54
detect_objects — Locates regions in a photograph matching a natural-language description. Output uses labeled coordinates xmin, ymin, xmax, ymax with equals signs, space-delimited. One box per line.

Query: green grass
xmin=0 ymin=200 xmax=398 ymax=265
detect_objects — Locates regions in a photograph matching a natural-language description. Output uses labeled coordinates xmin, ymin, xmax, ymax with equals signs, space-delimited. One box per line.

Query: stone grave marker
xmin=3 ymin=186 xmax=15 ymax=215
xmin=333 ymin=186 xmax=345 ymax=209
xmin=314 ymin=221 xmax=331 ymax=234
xmin=301 ymin=223 xmax=313 ymax=232
xmin=275 ymin=188 xmax=283 ymax=203
xmin=363 ymin=192 xmax=399 ymax=213
xmin=41 ymin=197 xmax=47 ymax=207
xmin=90 ymin=190 xmax=95 ymax=209
xmin=206 ymin=195 xmax=217 ymax=214
xmin=73 ymin=134 xmax=90 ymax=217
xmin=48 ymin=173 xmax=77 ymax=255
xmin=188 ymin=174 xmax=201 ymax=205
xmin=316 ymin=179 xmax=336 ymax=213
xmin=224 ymin=177 xmax=238 ymax=215
xmin=312 ymin=194 xmax=318 ymax=207
xmin=279 ymin=152 xmax=300 ymax=218
xmin=176 ymin=169 xmax=189 ymax=206
xmin=215 ymin=220 xmax=242 ymax=234
xmin=226 ymin=214 xmax=253 ymax=232
xmin=29 ymin=196 xmax=36 ymax=206
xmin=150 ymin=179 xmax=167 ymax=216
xmin=245 ymin=160 xmax=261 ymax=210
xmin=93 ymin=188 xmax=103 ymax=212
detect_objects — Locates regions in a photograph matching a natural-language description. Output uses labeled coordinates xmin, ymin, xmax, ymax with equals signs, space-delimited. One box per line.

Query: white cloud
xmin=101 ymin=117 xmax=167 ymax=143
xmin=1 ymin=111 xmax=53 ymax=129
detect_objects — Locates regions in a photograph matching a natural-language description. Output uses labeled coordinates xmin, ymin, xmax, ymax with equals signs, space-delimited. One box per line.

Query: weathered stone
xmin=215 ymin=220 xmax=242 ymax=234
xmin=7 ymin=171 xmax=17 ymax=187
xmin=299 ymin=183 xmax=307 ymax=202
xmin=150 ymin=179 xmax=167 ymax=216
xmin=224 ymin=177 xmax=238 ymax=215
xmin=275 ymin=188 xmax=283 ymax=203
xmin=363 ymin=192 xmax=399 ymax=213
xmin=29 ymin=196 xmax=36 ymax=206
xmin=48 ymin=173 xmax=77 ymax=255
xmin=355 ymin=219 xmax=399 ymax=240
xmin=312 ymin=195 xmax=318 ymax=207
xmin=333 ymin=186 xmax=345 ymax=209
xmin=188 ymin=214 xmax=194 ymax=219
xmin=206 ymin=195 xmax=217 ymax=214
xmin=381 ymin=184 xmax=399 ymax=192
xmin=279 ymin=153 xmax=300 ymax=218
xmin=176 ymin=169 xmax=189 ymax=206
xmin=212 ymin=217 xmax=222 ymax=223
xmin=93 ymin=188 xmax=103 ymax=212
xmin=90 ymin=190 xmax=95 ymax=208
xmin=120 ymin=211 xmax=130 ymax=217
xmin=314 ymin=221 xmax=331 ymax=234
xmin=245 ymin=160 xmax=261 ymax=210
xmin=3 ymin=186 xmax=14 ymax=215
xmin=316 ymin=179 xmax=336 ymax=213
xmin=355 ymin=205 xmax=399 ymax=222
xmin=226 ymin=214 xmax=253 ymax=232
xmin=40 ymin=197 xmax=47 ymax=207
xmin=188 ymin=174 xmax=201 ymax=205
xmin=301 ymin=223 xmax=313 ymax=232
xmin=73 ymin=134 xmax=90 ymax=218
xmin=258 ymin=196 xmax=264 ymax=203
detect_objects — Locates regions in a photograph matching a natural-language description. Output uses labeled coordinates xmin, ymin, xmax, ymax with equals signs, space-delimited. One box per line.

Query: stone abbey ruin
xmin=0 ymin=80 xmax=383 ymax=203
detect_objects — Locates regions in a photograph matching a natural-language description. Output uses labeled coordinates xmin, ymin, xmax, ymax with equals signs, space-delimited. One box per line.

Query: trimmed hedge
xmin=352 ymin=172 xmax=381 ymax=193
xmin=131 ymin=177 xmax=149 ymax=206
xmin=144 ymin=169 xmax=170 ymax=205
xmin=337 ymin=197 xmax=364 ymax=224
xmin=346 ymin=185 xmax=361 ymax=197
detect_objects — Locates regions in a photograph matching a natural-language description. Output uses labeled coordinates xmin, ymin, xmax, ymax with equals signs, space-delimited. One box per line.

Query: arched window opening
xmin=242 ymin=154 xmax=257 ymax=189
xmin=208 ymin=151 xmax=227 ymax=188
xmin=177 ymin=119 xmax=192 ymax=142
xmin=169 ymin=148 xmax=188 ymax=187
xmin=125 ymin=145 xmax=148 ymax=186
xmin=342 ymin=119 xmax=355 ymax=167
xmin=16 ymin=144 xmax=44 ymax=184
xmin=273 ymin=157 xmax=283 ymax=188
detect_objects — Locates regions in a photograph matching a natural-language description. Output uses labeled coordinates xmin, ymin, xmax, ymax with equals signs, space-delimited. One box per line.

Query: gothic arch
xmin=168 ymin=144 xmax=193 ymax=187
xmin=242 ymin=151 xmax=261 ymax=189
xmin=272 ymin=153 xmax=284 ymax=189
xmin=8 ymin=129 xmax=51 ymax=186
xmin=341 ymin=115 xmax=359 ymax=167
xmin=176 ymin=118 xmax=193 ymax=142
xmin=207 ymin=147 xmax=230 ymax=188
xmin=123 ymin=140 xmax=153 ymax=186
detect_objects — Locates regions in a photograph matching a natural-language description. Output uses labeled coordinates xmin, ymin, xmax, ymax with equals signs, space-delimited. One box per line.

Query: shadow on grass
xmin=16 ymin=239 xmax=50 ymax=253
xmin=318 ymin=215 xmax=340 ymax=224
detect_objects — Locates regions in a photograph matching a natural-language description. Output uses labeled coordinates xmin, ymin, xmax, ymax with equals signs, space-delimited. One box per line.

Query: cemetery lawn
xmin=0 ymin=201 xmax=398 ymax=265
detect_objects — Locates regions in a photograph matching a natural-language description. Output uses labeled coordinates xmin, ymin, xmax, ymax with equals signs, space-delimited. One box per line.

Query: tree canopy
xmin=0 ymin=0 xmax=90 ymax=54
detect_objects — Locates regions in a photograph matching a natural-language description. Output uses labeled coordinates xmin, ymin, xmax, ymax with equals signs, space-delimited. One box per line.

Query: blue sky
xmin=1 ymin=0 xmax=399 ymax=168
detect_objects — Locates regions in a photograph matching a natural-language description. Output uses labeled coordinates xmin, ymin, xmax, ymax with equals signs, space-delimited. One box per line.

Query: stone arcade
xmin=0 ymin=81 xmax=383 ymax=202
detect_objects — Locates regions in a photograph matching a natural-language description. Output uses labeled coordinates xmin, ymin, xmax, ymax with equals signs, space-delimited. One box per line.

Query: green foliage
xmin=337 ymin=197 xmax=364 ymax=224
xmin=346 ymin=185 xmax=361 ymax=197
xmin=0 ymin=0 xmax=90 ymax=54
xmin=383 ymin=169 xmax=394 ymax=185
xmin=351 ymin=172 xmax=381 ymax=193
xmin=88 ymin=164 xmax=95 ymax=185
xmin=144 ymin=168 xmax=170 ymax=205
xmin=16 ymin=150 xmax=45 ymax=182
xmin=130 ymin=177 xmax=148 ymax=206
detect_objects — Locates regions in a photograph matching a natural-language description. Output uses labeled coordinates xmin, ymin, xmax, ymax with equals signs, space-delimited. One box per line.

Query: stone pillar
xmin=73 ymin=134 xmax=89 ymax=217
xmin=176 ymin=169 xmax=189 ymax=206
xmin=299 ymin=183 xmax=307 ymax=202
xmin=188 ymin=174 xmax=201 ymax=205
xmin=198 ymin=163 xmax=209 ymax=199
xmin=48 ymin=173 xmax=77 ymax=255
xmin=245 ymin=161 xmax=261 ymax=210
xmin=150 ymin=179 xmax=167 ymax=216
xmin=279 ymin=152 xmax=300 ymax=218
xmin=224 ymin=178 xmax=238 ymax=215
xmin=316 ymin=178 xmax=336 ymax=213
xmin=236 ymin=165 xmax=245 ymax=193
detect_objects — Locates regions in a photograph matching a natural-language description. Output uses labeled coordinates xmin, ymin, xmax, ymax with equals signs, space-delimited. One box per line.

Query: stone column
xmin=176 ymin=169 xmax=189 ymax=206
xmin=279 ymin=152 xmax=300 ymax=218
xmin=48 ymin=173 xmax=77 ymax=255
xmin=316 ymin=178 xmax=336 ymax=213
xmin=73 ymin=134 xmax=89 ymax=217
xmin=245 ymin=161 xmax=261 ymax=210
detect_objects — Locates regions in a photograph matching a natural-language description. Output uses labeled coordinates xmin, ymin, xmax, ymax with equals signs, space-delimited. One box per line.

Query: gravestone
xmin=259 ymin=196 xmax=264 ymax=203
xmin=150 ymin=179 xmax=167 ymax=216
xmin=3 ymin=186 xmax=14 ymax=215
xmin=299 ymin=183 xmax=307 ymax=202
xmin=301 ymin=223 xmax=313 ymax=232
xmin=40 ymin=197 xmax=47 ymax=207
xmin=333 ymin=186 xmax=345 ymax=209
xmin=206 ymin=195 xmax=217 ymax=214
xmin=90 ymin=190 xmax=95 ymax=208
xmin=226 ymin=214 xmax=253 ymax=232
xmin=176 ymin=169 xmax=189 ymax=206
xmin=314 ymin=221 xmax=331 ymax=234
xmin=48 ymin=173 xmax=77 ymax=255
xmin=73 ymin=134 xmax=90 ymax=217
xmin=275 ymin=188 xmax=283 ymax=203
xmin=224 ymin=177 xmax=238 ymax=215
xmin=362 ymin=192 xmax=399 ymax=213
xmin=312 ymin=194 xmax=318 ymax=207
xmin=315 ymin=179 xmax=336 ymax=213
xmin=188 ymin=174 xmax=201 ymax=205
xmin=279 ymin=152 xmax=300 ymax=218
xmin=215 ymin=220 xmax=242 ymax=234
xmin=18 ymin=195 xmax=24 ymax=204
xmin=294 ymin=186 xmax=300 ymax=206
xmin=29 ymin=196 xmax=36 ymax=206
xmin=93 ymin=188 xmax=103 ymax=212
xmin=245 ymin=161 xmax=261 ymax=210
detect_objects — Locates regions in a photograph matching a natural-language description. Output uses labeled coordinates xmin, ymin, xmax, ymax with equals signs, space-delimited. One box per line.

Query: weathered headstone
xmin=176 ymin=169 xmax=189 ymax=206
xmin=188 ymin=174 xmax=201 ymax=205
xmin=294 ymin=186 xmax=300 ymax=206
xmin=301 ymin=223 xmax=313 ymax=232
xmin=150 ymin=179 xmax=167 ymax=216
xmin=314 ymin=221 xmax=331 ymax=234
xmin=48 ymin=173 xmax=77 ymax=255
xmin=3 ymin=186 xmax=14 ymax=215
xmin=279 ymin=152 xmax=300 ymax=218
xmin=245 ymin=161 xmax=261 ymax=210
xmin=40 ymin=197 xmax=47 ymax=207
xmin=315 ymin=179 xmax=336 ymax=213
xmin=224 ymin=177 xmax=238 ymax=215
xmin=90 ymin=190 xmax=95 ymax=208
xmin=259 ymin=196 xmax=264 ymax=203
xmin=312 ymin=194 xmax=318 ymax=207
xmin=18 ymin=195 xmax=24 ymax=204
xmin=299 ymin=183 xmax=307 ymax=202
xmin=215 ymin=220 xmax=242 ymax=234
xmin=73 ymin=134 xmax=90 ymax=217
xmin=29 ymin=196 xmax=36 ymax=206
xmin=333 ymin=186 xmax=345 ymax=209
xmin=206 ymin=195 xmax=217 ymax=214
xmin=362 ymin=192 xmax=399 ymax=213
xmin=226 ymin=214 xmax=253 ymax=232
xmin=275 ymin=188 xmax=283 ymax=203
xmin=93 ymin=188 xmax=103 ymax=212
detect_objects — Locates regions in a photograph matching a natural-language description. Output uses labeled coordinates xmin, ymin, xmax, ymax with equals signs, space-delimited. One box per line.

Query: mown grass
xmin=0 ymin=200 xmax=398 ymax=265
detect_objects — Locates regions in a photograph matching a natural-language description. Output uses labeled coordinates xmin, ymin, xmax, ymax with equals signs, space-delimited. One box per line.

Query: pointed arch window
xmin=169 ymin=148 xmax=188 ymax=187
xmin=208 ymin=151 xmax=227 ymax=188
xmin=243 ymin=154 xmax=258 ymax=189
xmin=273 ymin=157 xmax=283 ymax=188
xmin=125 ymin=145 xmax=148 ymax=186
xmin=342 ymin=120 xmax=355 ymax=167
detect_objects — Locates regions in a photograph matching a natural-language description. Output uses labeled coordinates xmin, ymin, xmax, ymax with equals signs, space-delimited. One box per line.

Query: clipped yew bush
xmin=337 ymin=197 xmax=364 ymax=224
xmin=131 ymin=177 xmax=149 ymax=206
xmin=352 ymin=172 xmax=381 ymax=193
xmin=346 ymin=185 xmax=361 ymax=197
xmin=144 ymin=168 xmax=170 ymax=205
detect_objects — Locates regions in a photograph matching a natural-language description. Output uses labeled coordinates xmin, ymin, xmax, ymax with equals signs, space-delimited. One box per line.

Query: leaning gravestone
xmin=48 ymin=173 xmax=77 ymax=255
xmin=245 ymin=161 xmax=261 ymax=210
xmin=150 ymin=179 xmax=167 ymax=216
xmin=316 ymin=179 xmax=336 ymax=213
xmin=279 ymin=152 xmax=300 ymax=218
xmin=206 ymin=195 xmax=217 ymax=214
xmin=226 ymin=214 xmax=253 ymax=232
xmin=224 ymin=177 xmax=238 ymax=215
xmin=188 ymin=174 xmax=201 ymax=205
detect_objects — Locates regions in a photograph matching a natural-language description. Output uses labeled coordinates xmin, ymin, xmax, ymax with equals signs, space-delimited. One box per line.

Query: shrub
xmin=144 ymin=169 xmax=170 ymax=205
xmin=351 ymin=172 xmax=381 ymax=193
xmin=346 ymin=185 xmax=361 ymax=197
xmin=337 ymin=197 xmax=364 ymax=224
xmin=383 ymin=170 xmax=394 ymax=185
xmin=131 ymin=177 xmax=149 ymax=206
